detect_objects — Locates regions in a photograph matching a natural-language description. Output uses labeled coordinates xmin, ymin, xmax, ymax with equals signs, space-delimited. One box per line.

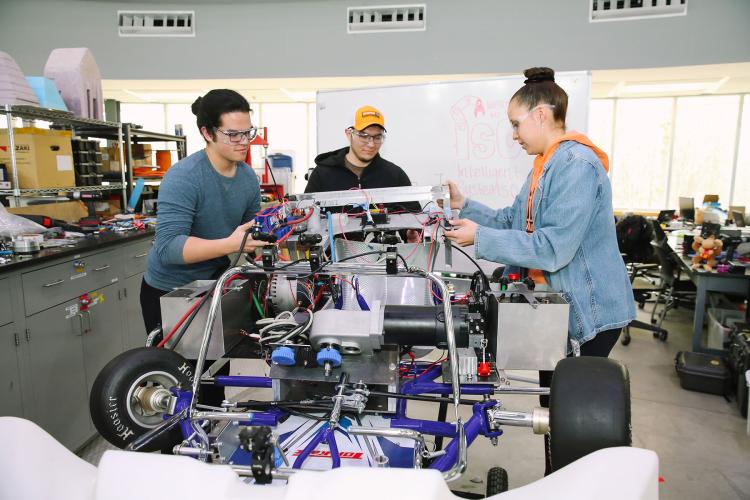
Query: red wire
xmin=157 ymin=295 xmax=206 ymax=348
xmin=401 ymin=357 xmax=448 ymax=379
xmin=159 ymin=273 xmax=245 ymax=348
xmin=309 ymin=286 xmax=326 ymax=310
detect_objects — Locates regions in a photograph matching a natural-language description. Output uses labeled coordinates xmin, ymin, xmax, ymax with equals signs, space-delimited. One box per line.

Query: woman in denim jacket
xmin=444 ymin=67 xmax=635 ymax=473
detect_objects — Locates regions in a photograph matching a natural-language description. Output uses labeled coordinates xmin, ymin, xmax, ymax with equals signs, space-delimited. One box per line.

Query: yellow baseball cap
xmin=353 ymin=105 xmax=386 ymax=131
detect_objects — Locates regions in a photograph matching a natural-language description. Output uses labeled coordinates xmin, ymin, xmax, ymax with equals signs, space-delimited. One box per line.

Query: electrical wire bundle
xmin=250 ymin=307 xmax=313 ymax=346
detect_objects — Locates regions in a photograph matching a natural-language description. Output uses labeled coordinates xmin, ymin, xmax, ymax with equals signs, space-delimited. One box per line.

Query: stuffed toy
xmin=691 ymin=234 xmax=723 ymax=271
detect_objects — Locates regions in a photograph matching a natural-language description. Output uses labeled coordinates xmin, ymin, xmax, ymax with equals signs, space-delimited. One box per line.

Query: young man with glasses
xmin=305 ymin=105 xmax=415 ymax=196
xmin=140 ymin=89 xmax=267 ymax=406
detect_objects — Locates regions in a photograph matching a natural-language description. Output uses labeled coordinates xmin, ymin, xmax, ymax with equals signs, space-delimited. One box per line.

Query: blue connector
xmin=271 ymin=346 xmax=297 ymax=366
xmin=316 ymin=347 xmax=342 ymax=368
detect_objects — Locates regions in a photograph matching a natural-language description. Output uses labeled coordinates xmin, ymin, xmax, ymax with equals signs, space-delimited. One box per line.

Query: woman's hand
xmin=444 ymin=219 xmax=478 ymax=246
xmin=437 ymin=181 xmax=465 ymax=210
xmin=224 ymin=221 xmax=270 ymax=254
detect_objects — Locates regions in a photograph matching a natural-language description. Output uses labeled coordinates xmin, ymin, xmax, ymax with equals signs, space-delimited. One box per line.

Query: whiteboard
xmin=316 ymin=72 xmax=591 ymax=208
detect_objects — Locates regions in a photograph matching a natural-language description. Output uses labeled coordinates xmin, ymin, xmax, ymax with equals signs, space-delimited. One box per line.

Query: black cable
xmin=449 ymin=243 xmax=489 ymax=286
xmin=230 ymin=227 xmax=253 ymax=268
xmin=169 ymin=292 xmax=211 ymax=348
xmin=359 ymin=389 xmax=482 ymax=406
xmin=266 ymin=158 xmax=284 ymax=203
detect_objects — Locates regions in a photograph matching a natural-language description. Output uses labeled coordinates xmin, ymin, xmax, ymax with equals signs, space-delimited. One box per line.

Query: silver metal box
xmin=161 ymin=279 xmax=251 ymax=360
xmin=491 ymin=291 xmax=569 ymax=371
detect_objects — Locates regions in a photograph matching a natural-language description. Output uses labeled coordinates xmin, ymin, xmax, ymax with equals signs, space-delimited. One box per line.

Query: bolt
xmin=491 ymin=437 xmax=498 ymax=446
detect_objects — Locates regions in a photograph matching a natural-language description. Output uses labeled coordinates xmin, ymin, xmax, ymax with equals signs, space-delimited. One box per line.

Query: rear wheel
xmin=89 ymin=347 xmax=193 ymax=451
xmin=485 ymin=466 xmax=508 ymax=496
xmin=548 ymin=357 xmax=631 ymax=472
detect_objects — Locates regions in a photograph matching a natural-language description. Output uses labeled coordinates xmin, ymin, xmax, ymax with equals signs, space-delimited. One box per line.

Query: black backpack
xmin=616 ymin=215 xmax=654 ymax=263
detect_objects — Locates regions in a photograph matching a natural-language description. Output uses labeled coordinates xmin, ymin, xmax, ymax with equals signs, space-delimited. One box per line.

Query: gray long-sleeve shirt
xmin=145 ymin=149 xmax=260 ymax=291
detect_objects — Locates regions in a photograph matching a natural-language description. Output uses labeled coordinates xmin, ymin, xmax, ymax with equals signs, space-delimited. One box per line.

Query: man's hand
xmin=444 ymin=219 xmax=478 ymax=247
xmin=437 ymin=181 xmax=465 ymax=210
xmin=225 ymin=221 xmax=270 ymax=254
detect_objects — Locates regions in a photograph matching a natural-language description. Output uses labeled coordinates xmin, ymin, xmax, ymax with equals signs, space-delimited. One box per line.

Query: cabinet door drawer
xmin=121 ymin=239 xmax=152 ymax=277
xmin=22 ymin=251 xmax=120 ymax=316
xmin=0 ymin=278 xmax=13 ymax=326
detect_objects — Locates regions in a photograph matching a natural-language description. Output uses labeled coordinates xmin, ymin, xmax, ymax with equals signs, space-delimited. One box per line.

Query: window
xmin=258 ymin=103 xmax=308 ymax=193
xmin=587 ymin=99 xmax=614 ymax=165
xmin=731 ymin=97 xmax=749 ymax=210
xmin=594 ymin=94 xmax=747 ymax=211
xmin=669 ymin=95 xmax=740 ymax=208
xmin=610 ymin=98 xmax=674 ymax=211
xmin=120 ymin=103 xmax=169 ymax=153
xmin=166 ymin=103 xmax=203 ymax=159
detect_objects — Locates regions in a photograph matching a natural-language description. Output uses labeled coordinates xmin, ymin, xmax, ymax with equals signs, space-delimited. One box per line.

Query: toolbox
xmin=728 ymin=326 xmax=750 ymax=416
xmin=675 ymin=351 xmax=731 ymax=396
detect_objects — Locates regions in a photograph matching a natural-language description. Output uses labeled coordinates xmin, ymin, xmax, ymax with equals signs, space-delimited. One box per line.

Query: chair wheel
xmin=650 ymin=319 xmax=657 ymax=325
xmin=638 ymin=302 xmax=645 ymax=310
xmin=658 ymin=331 xmax=668 ymax=342
xmin=620 ymin=336 xmax=631 ymax=346
xmin=653 ymin=332 xmax=659 ymax=338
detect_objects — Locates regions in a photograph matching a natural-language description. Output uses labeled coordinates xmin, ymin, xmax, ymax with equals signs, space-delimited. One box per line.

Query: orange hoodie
xmin=526 ymin=132 xmax=609 ymax=283
xmin=525 ymin=132 xmax=609 ymax=233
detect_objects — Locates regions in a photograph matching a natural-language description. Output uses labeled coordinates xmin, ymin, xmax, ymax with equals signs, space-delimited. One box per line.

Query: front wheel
xmin=548 ymin=357 xmax=631 ymax=472
xmin=89 ymin=347 xmax=193 ymax=451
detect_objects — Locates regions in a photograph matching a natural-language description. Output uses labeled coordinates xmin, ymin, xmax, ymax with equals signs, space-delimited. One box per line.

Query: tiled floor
xmin=78 ymin=304 xmax=750 ymax=499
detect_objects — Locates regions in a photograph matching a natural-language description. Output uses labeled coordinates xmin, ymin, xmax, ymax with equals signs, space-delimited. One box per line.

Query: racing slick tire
xmin=549 ymin=357 xmax=631 ymax=472
xmin=90 ymin=347 xmax=193 ymax=452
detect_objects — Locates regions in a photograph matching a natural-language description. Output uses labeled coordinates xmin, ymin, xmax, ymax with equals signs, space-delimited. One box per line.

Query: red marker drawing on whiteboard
xmin=474 ymin=98 xmax=485 ymax=118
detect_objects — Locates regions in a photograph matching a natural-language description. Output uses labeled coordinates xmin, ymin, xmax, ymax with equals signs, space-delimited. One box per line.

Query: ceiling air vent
xmin=118 ymin=11 xmax=195 ymax=37
xmin=347 ymin=4 xmax=426 ymax=34
xmin=590 ymin=0 xmax=687 ymax=22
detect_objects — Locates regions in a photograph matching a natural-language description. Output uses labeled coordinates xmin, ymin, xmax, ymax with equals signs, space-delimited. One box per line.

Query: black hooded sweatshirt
xmin=305 ymin=147 xmax=421 ymax=212
xmin=305 ymin=147 xmax=413 ymax=193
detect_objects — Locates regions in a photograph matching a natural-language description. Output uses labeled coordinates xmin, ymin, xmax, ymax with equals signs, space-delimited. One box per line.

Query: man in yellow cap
xmin=305 ymin=105 xmax=415 ymax=197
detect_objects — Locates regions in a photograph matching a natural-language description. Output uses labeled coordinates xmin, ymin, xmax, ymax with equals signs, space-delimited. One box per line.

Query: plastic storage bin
xmin=267 ymin=153 xmax=293 ymax=169
xmin=707 ymin=307 xmax=745 ymax=350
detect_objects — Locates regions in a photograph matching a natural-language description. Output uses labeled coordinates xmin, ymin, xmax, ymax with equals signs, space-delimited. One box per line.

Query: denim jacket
xmin=460 ymin=140 xmax=635 ymax=350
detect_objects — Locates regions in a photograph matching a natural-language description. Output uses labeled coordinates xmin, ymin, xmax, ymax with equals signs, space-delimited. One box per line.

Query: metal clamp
xmin=512 ymin=282 xmax=540 ymax=309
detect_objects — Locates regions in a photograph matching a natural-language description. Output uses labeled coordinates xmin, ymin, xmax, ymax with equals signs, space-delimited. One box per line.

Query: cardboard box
xmin=8 ymin=200 xmax=88 ymax=223
xmin=0 ymin=128 xmax=75 ymax=188
xmin=131 ymin=144 xmax=152 ymax=161
xmin=100 ymin=145 xmax=122 ymax=172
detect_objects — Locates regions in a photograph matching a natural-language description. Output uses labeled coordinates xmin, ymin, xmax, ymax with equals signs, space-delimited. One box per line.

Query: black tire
xmin=486 ymin=466 xmax=508 ymax=496
xmin=90 ymin=347 xmax=193 ymax=451
xmin=549 ymin=357 xmax=631 ymax=472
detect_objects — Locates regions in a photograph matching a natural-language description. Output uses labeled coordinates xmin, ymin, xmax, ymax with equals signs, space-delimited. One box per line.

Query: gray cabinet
xmin=0 ymin=324 xmax=23 ymax=417
xmin=0 ymin=235 xmax=153 ymax=450
xmin=122 ymin=272 xmax=146 ymax=350
xmin=81 ymin=283 xmax=124 ymax=397
xmin=26 ymin=299 xmax=90 ymax=450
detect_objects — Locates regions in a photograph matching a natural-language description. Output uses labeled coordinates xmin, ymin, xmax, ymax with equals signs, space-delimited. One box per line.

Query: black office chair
xmin=648 ymin=236 xmax=697 ymax=334
xmin=616 ymin=215 xmax=668 ymax=345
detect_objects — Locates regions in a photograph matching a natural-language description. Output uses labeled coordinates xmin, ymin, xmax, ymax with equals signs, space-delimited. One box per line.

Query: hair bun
xmin=191 ymin=96 xmax=203 ymax=116
xmin=523 ymin=67 xmax=555 ymax=85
